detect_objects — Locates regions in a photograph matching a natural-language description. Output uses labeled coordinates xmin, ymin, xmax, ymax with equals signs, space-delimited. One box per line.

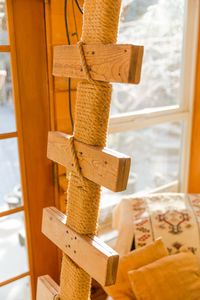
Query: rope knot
xmin=78 ymin=41 xmax=95 ymax=84
xmin=69 ymin=136 xmax=83 ymax=179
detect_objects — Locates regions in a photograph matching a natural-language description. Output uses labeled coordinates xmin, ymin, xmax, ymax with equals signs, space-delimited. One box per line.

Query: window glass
xmin=0 ymin=1 xmax=8 ymax=45
xmin=0 ymin=276 xmax=31 ymax=300
xmin=0 ymin=211 xmax=29 ymax=282
xmin=110 ymin=0 xmax=185 ymax=115
xmin=0 ymin=53 xmax=15 ymax=134
xmin=101 ymin=121 xmax=184 ymax=203
xmin=0 ymin=138 xmax=22 ymax=213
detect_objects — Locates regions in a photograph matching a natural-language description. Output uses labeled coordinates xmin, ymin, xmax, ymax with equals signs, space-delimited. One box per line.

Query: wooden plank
xmin=53 ymin=44 xmax=144 ymax=84
xmin=54 ymin=91 xmax=76 ymax=134
xmin=42 ymin=207 xmax=119 ymax=286
xmin=37 ymin=275 xmax=59 ymax=300
xmin=47 ymin=131 xmax=131 ymax=192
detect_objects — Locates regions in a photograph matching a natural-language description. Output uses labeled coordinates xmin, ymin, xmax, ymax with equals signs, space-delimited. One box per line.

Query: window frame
xmin=0 ymin=0 xmax=59 ymax=298
xmin=108 ymin=0 xmax=199 ymax=193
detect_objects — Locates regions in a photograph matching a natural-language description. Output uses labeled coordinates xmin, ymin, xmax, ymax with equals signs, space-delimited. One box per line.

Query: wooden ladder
xmin=37 ymin=35 xmax=143 ymax=300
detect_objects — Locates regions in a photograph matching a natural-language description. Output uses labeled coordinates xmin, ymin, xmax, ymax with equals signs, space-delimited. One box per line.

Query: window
xmin=101 ymin=0 xmax=199 ymax=207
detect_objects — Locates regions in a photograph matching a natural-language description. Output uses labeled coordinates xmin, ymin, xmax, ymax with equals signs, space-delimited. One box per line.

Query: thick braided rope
xmin=82 ymin=0 xmax=121 ymax=44
xmin=60 ymin=255 xmax=91 ymax=300
xmin=60 ymin=0 xmax=122 ymax=299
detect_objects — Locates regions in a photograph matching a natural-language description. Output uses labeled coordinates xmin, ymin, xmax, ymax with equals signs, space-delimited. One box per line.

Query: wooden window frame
xmin=0 ymin=0 xmax=59 ymax=298
xmin=188 ymin=4 xmax=200 ymax=193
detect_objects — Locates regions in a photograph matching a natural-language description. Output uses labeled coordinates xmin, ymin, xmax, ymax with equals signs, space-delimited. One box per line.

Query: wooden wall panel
xmin=54 ymin=91 xmax=76 ymax=133
xmin=45 ymin=0 xmax=84 ymax=218
xmin=50 ymin=0 xmax=83 ymax=45
xmin=44 ymin=0 xmax=84 ymax=278
xmin=54 ymin=77 xmax=80 ymax=92
xmin=45 ymin=0 xmax=84 ymax=138
xmin=188 ymin=19 xmax=200 ymax=193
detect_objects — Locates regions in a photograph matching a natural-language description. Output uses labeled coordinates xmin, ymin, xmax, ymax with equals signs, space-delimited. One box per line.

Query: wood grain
xmin=42 ymin=207 xmax=119 ymax=286
xmin=53 ymin=44 xmax=144 ymax=84
xmin=54 ymin=92 xmax=76 ymax=134
xmin=44 ymin=0 xmax=84 ymax=280
xmin=37 ymin=276 xmax=108 ymax=300
xmin=7 ymin=1 xmax=59 ymax=297
xmin=188 ymin=14 xmax=200 ymax=193
xmin=47 ymin=131 xmax=131 ymax=192
xmin=50 ymin=0 xmax=83 ymax=45
xmin=37 ymin=275 xmax=59 ymax=300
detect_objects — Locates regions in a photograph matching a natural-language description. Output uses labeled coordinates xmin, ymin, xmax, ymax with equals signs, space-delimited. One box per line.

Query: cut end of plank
xmin=37 ymin=275 xmax=59 ymax=300
xmin=47 ymin=131 xmax=131 ymax=192
xmin=53 ymin=43 xmax=144 ymax=84
xmin=42 ymin=207 xmax=119 ymax=286
xmin=129 ymin=45 xmax=144 ymax=84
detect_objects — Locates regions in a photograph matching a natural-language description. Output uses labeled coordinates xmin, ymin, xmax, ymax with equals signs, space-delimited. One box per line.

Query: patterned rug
xmin=113 ymin=193 xmax=200 ymax=264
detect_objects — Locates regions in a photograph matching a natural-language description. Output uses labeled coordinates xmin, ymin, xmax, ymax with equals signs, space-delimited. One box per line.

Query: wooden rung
xmin=37 ymin=275 xmax=59 ymax=300
xmin=42 ymin=207 xmax=119 ymax=286
xmin=53 ymin=44 xmax=144 ymax=84
xmin=47 ymin=131 xmax=131 ymax=192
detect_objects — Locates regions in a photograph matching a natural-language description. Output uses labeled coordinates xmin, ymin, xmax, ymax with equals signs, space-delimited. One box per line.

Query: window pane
xmin=0 ymin=138 xmax=22 ymax=213
xmin=111 ymin=0 xmax=185 ymax=115
xmin=101 ymin=121 xmax=184 ymax=203
xmin=0 ymin=276 xmax=31 ymax=300
xmin=0 ymin=53 xmax=15 ymax=133
xmin=0 ymin=1 xmax=8 ymax=45
xmin=0 ymin=211 xmax=29 ymax=282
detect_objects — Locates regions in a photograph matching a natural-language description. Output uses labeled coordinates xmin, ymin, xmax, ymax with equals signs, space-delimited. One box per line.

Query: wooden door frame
xmin=6 ymin=0 xmax=59 ymax=298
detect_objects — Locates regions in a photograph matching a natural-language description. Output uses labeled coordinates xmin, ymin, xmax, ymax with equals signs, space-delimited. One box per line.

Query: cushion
xmin=128 ymin=251 xmax=200 ymax=300
xmin=104 ymin=238 xmax=168 ymax=300
xmin=113 ymin=193 xmax=200 ymax=265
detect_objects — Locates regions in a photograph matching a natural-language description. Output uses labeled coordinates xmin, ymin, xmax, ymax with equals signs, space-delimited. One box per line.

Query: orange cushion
xmin=104 ymin=238 xmax=168 ymax=300
xmin=128 ymin=251 xmax=200 ymax=300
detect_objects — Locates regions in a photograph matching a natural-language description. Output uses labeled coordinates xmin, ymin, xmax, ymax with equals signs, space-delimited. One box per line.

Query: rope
xmin=69 ymin=136 xmax=83 ymax=179
xmin=59 ymin=0 xmax=122 ymax=299
xmin=78 ymin=41 xmax=108 ymax=88
xmin=78 ymin=41 xmax=94 ymax=83
xmin=81 ymin=0 xmax=121 ymax=45
xmin=74 ymin=81 xmax=112 ymax=146
xmin=60 ymin=255 xmax=91 ymax=300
